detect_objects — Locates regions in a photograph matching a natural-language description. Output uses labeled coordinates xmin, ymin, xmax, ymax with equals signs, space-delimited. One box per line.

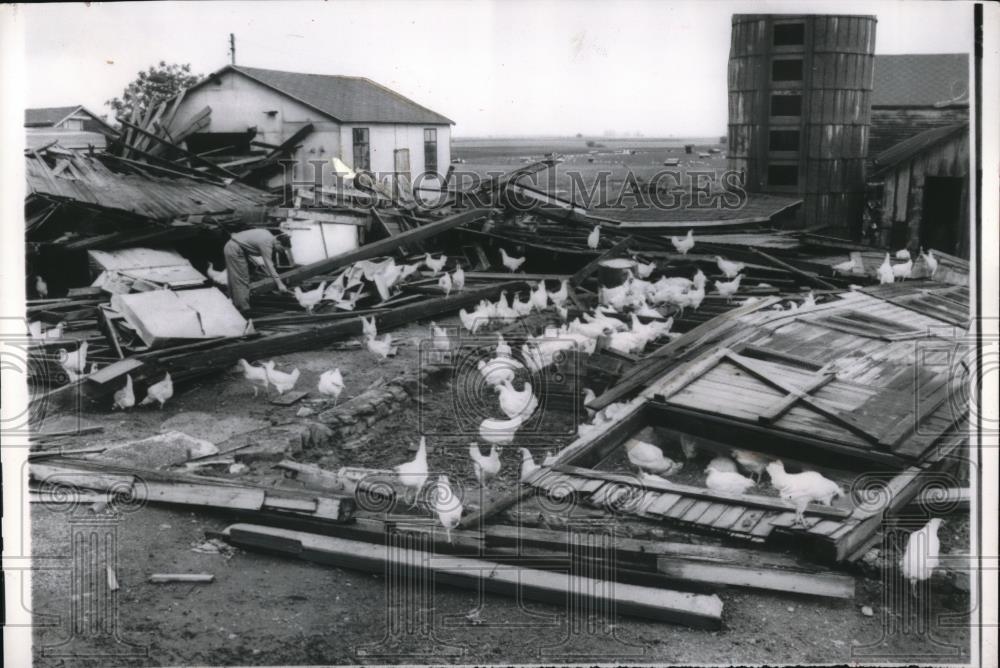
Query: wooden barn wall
xmin=869 ymin=106 xmax=970 ymax=160
xmin=879 ymin=131 xmax=970 ymax=255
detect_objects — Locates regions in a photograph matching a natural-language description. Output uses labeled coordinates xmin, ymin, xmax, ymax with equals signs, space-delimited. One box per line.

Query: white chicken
xmin=477 ymin=358 xmax=516 ymax=387
xmin=59 ymin=341 xmax=88 ymax=375
xmin=892 ymin=257 xmax=913 ymax=281
xmin=317 ymin=368 xmax=345 ymax=403
xmin=366 ymin=333 xmax=398 ymax=361
xmin=293 ymin=282 xmax=327 ymax=313
xmin=479 ymin=415 xmax=523 ymax=445
xmin=430 ymin=322 xmax=451 ymax=360
xmin=495 ymin=333 xmax=512 ymax=358
xmin=548 ymin=279 xmax=569 ymax=308
xmin=35 ymin=275 xmax=49 ymax=298
xmin=459 ymin=307 xmax=487 ymax=334
xmin=529 ymin=281 xmax=548 ymax=311
xmin=732 ymin=449 xmax=770 ymax=482
xmin=801 ymin=292 xmax=816 ymax=309
xmin=424 ymin=253 xmax=447 ymax=275
xmin=499 ymin=248 xmax=526 ymax=272
xmin=877 ymin=253 xmax=895 ymax=285
xmin=206 ymin=263 xmax=228 ymax=286
xmin=900 ymin=518 xmax=944 ymax=596
xmin=496 ymin=379 xmax=538 ymax=419
xmin=238 ymin=358 xmax=270 ymax=397
xmin=395 ymin=436 xmax=429 ymax=507
xmin=625 ymin=439 xmax=683 ymax=475
xmin=706 ymin=467 xmax=755 ymax=494
xmin=832 ymin=257 xmax=859 ymax=275
xmin=263 ymin=362 xmax=300 ymax=395
xmin=921 ymin=248 xmax=938 ymax=276
xmin=511 ymin=293 xmax=533 ymax=317
xmin=469 ymin=442 xmax=502 ymax=486
xmin=715 ymin=274 xmax=743 ymax=303
xmin=452 ymin=266 xmax=465 ymax=292
xmin=671 ymin=229 xmax=695 ymax=255
xmin=519 ymin=448 xmax=540 ymax=481
xmin=716 ymin=256 xmax=745 ymax=278
xmin=139 ymin=372 xmax=173 ymax=409
xmin=438 ymin=272 xmax=453 ymax=297
xmin=587 ymin=225 xmax=601 ymax=249
xmin=895 ymin=249 xmax=912 ymax=261
xmin=635 ymin=260 xmax=656 ymax=279
xmin=432 ymin=475 xmax=463 ymax=543
xmin=706 ymin=456 xmax=738 ymax=473
xmin=361 ymin=315 xmax=377 ymax=340
xmin=583 ymin=387 xmax=597 ymax=418
xmin=766 ymin=460 xmax=844 ymax=526
xmin=112 ymin=374 xmax=135 ymax=411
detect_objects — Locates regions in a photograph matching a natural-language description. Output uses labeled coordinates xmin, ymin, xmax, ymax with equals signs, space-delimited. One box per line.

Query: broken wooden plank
xmin=116 ymin=116 xmax=239 ymax=179
xmin=746 ymin=247 xmax=837 ymax=289
xmin=569 ymin=235 xmax=633 ymax=287
xmin=251 ymin=208 xmax=490 ymax=293
xmin=149 ymin=573 xmax=214 ymax=584
xmin=222 ymin=523 xmax=723 ymax=628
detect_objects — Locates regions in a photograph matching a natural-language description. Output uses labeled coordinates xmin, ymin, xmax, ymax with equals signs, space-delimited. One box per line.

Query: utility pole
xmin=229 ymin=33 xmax=236 ymax=65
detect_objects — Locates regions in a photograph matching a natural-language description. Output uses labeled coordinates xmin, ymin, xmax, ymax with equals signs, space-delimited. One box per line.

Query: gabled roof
xmin=870 ymin=123 xmax=968 ymax=176
xmin=872 ymin=54 xmax=969 ymax=107
xmin=192 ymin=65 xmax=453 ymax=125
xmin=24 ymin=105 xmax=114 ymax=129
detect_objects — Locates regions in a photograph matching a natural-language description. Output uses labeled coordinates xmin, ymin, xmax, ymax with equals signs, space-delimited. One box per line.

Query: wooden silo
xmin=728 ymin=14 xmax=877 ymax=237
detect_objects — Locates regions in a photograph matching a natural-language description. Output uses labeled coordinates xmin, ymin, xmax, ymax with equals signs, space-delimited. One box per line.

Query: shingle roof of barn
xmin=194 ymin=65 xmax=453 ymax=125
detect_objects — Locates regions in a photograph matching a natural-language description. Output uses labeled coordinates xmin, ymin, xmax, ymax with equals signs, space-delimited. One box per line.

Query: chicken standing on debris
xmin=716 ymin=256 xmax=745 ymax=278
xmin=263 ymin=362 xmax=300 ymax=395
xmin=707 ymin=456 xmax=738 ymax=473
xmin=635 ymin=260 xmax=656 ymax=279
xmin=395 ymin=436 xmax=429 ymax=507
xmin=317 ymin=368 xmax=345 ymax=403
xmin=459 ymin=307 xmax=486 ymax=334
xmin=35 ymin=275 xmax=48 ymax=298
xmin=366 ymin=333 xmax=398 ymax=362
xmin=892 ymin=256 xmax=913 ymax=281
xmin=519 ymin=448 xmax=540 ymax=481
xmin=672 ymin=229 xmax=695 ymax=255
xmin=766 ymin=460 xmax=843 ymax=526
xmin=878 ymin=253 xmax=895 ymax=285
xmin=452 ymin=265 xmax=465 ymax=292
xmin=294 ymin=282 xmax=327 ymax=313
xmin=432 ymin=475 xmax=462 ymax=543
xmin=548 ymin=279 xmax=569 ymax=307
xmin=438 ymin=272 xmax=453 ymax=297
xmin=832 ymin=257 xmax=859 ymax=275
xmin=139 ymin=372 xmax=173 ymax=409
xmin=477 ymin=357 xmax=516 ymax=387
xmin=499 ymin=248 xmax=526 ymax=272
xmin=895 ymin=249 xmax=912 ymax=261
xmin=706 ymin=466 xmax=755 ymax=494
xmin=207 ymin=263 xmax=228 ymax=286
xmin=715 ymin=274 xmax=742 ymax=303
xmin=626 ymin=439 xmax=683 ymax=475
xmin=238 ymin=359 xmax=270 ymax=398
xmin=529 ymin=281 xmax=548 ymax=311
xmin=424 ymin=253 xmax=447 ymax=275
xmin=587 ymin=225 xmax=601 ymax=249
xmin=900 ymin=518 xmax=944 ymax=596
xmin=59 ymin=341 xmax=88 ymax=375
xmin=112 ymin=374 xmax=135 ymax=411
xmin=430 ymin=322 xmax=451 ymax=359
xmin=361 ymin=315 xmax=377 ymax=340
xmin=469 ymin=442 xmax=502 ymax=486
xmin=496 ymin=333 xmax=512 ymax=358
xmin=921 ymin=248 xmax=939 ymax=276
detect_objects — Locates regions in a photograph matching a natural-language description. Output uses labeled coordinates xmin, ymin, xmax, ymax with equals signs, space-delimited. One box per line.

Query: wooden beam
xmin=116 ymin=116 xmax=240 ymax=179
xmin=646 ymin=400 xmax=906 ymax=469
xmin=747 ymin=246 xmax=837 ymax=290
xmin=569 ymin=235 xmax=633 ymax=286
xmin=250 ymin=208 xmax=491 ymax=293
xmin=222 ymin=523 xmax=724 ymax=628
xmin=270 ymin=208 xmax=368 ymax=225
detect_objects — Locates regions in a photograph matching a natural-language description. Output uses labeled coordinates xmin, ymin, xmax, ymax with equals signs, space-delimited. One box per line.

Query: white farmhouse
xmin=169 ymin=65 xmax=453 ymax=186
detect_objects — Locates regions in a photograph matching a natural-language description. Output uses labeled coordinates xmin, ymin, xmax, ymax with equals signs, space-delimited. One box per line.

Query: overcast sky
xmin=13 ymin=0 xmax=974 ymax=137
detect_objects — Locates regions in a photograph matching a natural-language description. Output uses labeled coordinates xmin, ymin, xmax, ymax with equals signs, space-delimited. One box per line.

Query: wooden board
xmin=222 ymin=523 xmax=724 ymax=629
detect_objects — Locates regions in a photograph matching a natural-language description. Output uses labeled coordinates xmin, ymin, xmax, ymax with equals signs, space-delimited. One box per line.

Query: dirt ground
xmin=29 ymin=315 xmax=973 ymax=666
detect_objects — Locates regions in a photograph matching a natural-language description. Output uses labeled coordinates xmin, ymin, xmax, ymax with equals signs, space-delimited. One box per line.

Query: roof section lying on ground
xmin=872 ymin=54 xmax=970 ymax=107
xmin=192 ymin=65 xmax=454 ymax=125
xmin=596 ymin=193 xmax=802 ymax=229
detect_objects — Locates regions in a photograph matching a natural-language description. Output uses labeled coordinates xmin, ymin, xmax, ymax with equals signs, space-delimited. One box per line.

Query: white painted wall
xmin=170 ymin=70 xmax=452 ymax=191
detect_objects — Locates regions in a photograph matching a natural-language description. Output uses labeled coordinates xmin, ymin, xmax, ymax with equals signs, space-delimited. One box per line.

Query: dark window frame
xmin=769 ymin=129 xmax=801 ymax=152
xmin=424 ymin=128 xmax=438 ymax=174
xmin=767 ymin=164 xmax=799 ymax=187
xmin=771 ymin=58 xmax=804 ymax=82
xmin=770 ymin=94 xmax=803 ymax=117
xmin=352 ymin=127 xmax=371 ymax=171
xmin=773 ymin=22 xmax=805 ymax=46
